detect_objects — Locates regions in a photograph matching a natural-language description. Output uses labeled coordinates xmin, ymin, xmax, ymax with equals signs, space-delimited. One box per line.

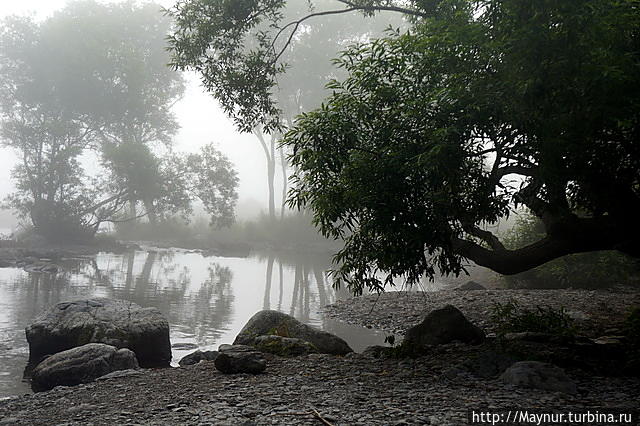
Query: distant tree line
xmin=0 ymin=1 xmax=238 ymax=242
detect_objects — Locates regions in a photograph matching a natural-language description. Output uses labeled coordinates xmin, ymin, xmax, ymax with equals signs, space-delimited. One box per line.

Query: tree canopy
xmin=0 ymin=1 xmax=238 ymax=240
xmin=174 ymin=0 xmax=638 ymax=293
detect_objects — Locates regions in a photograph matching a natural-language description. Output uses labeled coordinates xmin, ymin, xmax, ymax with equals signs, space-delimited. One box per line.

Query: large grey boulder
xmin=26 ymin=298 xmax=171 ymax=367
xmin=500 ymin=361 xmax=577 ymax=394
xmin=234 ymin=310 xmax=352 ymax=355
xmin=253 ymin=335 xmax=318 ymax=357
xmin=403 ymin=305 xmax=485 ymax=347
xmin=31 ymin=343 xmax=138 ymax=392
xmin=214 ymin=345 xmax=266 ymax=374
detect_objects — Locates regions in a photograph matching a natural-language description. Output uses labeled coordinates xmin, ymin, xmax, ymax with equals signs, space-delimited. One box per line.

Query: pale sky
xmin=0 ymin=0 xmax=279 ymax=223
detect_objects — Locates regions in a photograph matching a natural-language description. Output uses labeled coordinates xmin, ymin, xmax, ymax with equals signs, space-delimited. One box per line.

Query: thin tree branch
xmin=271 ymin=2 xmax=426 ymax=64
xmin=272 ymin=8 xmax=360 ymax=64
xmin=79 ymin=189 xmax=130 ymax=216
xmin=336 ymin=0 xmax=430 ymax=18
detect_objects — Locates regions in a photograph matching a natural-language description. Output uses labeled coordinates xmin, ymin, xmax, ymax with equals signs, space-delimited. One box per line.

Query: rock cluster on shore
xmin=2 ymin=288 xmax=638 ymax=425
xmin=26 ymin=298 xmax=171 ymax=368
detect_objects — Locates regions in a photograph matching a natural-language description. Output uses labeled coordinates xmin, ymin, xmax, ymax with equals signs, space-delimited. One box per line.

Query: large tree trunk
xmin=453 ymin=215 xmax=640 ymax=275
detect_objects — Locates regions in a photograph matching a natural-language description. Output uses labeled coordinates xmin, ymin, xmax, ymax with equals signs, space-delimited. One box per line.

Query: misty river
xmin=0 ymin=247 xmax=393 ymax=398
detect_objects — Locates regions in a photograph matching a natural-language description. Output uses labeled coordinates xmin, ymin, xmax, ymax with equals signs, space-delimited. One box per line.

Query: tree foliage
xmin=285 ymin=0 xmax=640 ymax=293
xmin=174 ymin=0 xmax=639 ymax=294
xmin=168 ymin=0 xmax=411 ymax=132
xmin=0 ymin=1 xmax=238 ymax=240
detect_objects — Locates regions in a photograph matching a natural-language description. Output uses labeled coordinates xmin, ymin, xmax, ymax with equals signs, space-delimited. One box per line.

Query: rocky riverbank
xmin=0 ymin=350 xmax=638 ymax=426
xmin=0 ymin=288 xmax=638 ymax=425
xmin=323 ymin=288 xmax=640 ymax=338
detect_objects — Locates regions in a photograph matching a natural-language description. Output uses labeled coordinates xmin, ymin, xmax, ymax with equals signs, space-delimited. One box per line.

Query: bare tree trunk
xmin=279 ymin=146 xmax=288 ymax=219
xmin=143 ymin=199 xmax=157 ymax=225
xmin=267 ymin=142 xmax=276 ymax=220
xmin=253 ymin=127 xmax=277 ymax=221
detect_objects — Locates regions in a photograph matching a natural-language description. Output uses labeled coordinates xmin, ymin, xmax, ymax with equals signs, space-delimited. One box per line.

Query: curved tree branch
xmin=497 ymin=165 xmax=536 ymax=178
xmin=272 ymin=8 xmax=360 ymax=63
xmin=271 ymin=1 xmax=426 ymax=64
xmin=453 ymin=215 xmax=637 ymax=275
xmin=336 ymin=0 xmax=430 ymax=18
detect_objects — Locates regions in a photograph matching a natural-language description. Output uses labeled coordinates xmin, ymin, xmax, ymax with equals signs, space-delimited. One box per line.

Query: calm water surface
xmin=0 ymin=247 xmax=397 ymax=398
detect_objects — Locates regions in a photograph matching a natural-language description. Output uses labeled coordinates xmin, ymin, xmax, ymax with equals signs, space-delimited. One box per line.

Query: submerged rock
xmin=234 ymin=310 xmax=352 ymax=355
xmin=500 ymin=361 xmax=577 ymax=394
xmin=31 ymin=343 xmax=138 ymax=392
xmin=214 ymin=345 xmax=266 ymax=374
xmin=172 ymin=343 xmax=199 ymax=350
xmin=26 ymin=298 xmax=171 ymax=367
xmin=253 ymin=335 xmax=318 ymax=357
xmin=403 ymin=305 xmax=485 ymax=348
xmin=179 ymin=350 xmax=219 ymax=366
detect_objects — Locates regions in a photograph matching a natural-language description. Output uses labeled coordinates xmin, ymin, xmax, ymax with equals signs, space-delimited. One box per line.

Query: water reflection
xmin=0 ymin=248 xmax=389 ymax=398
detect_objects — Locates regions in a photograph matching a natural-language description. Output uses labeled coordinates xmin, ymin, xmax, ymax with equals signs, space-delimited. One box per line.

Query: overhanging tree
xmin=169 ymin=0 xmax=640 ymax=293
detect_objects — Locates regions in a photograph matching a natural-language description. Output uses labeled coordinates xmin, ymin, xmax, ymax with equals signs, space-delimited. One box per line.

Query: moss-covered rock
xmin=234 ymin=310 xmax=352 ymax=355
xmin=253 ymin=335 xmax=318 ymax=356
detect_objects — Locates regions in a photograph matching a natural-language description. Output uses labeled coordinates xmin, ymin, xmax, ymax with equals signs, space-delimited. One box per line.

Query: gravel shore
xmin=1 ymin=351 xmax=638 ymax=426
xmin=0 ymin=288 xmax=638 ymax=425
xmin=323 ymin=288 xmax=640 ymax=338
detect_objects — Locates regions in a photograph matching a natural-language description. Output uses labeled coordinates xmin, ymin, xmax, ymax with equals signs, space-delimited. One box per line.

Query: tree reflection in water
xmin=257 ymin=251 xmax=341 ymax=326
xmin=90 ymin=250 xmax=235 ymax=348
